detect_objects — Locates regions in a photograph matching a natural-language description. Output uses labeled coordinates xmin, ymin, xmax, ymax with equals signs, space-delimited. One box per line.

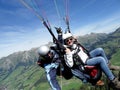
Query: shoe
xmin=110 ymin=78 xmax=120 ymax=89
xmin=96 ymin=80 xmax=104 ymax=86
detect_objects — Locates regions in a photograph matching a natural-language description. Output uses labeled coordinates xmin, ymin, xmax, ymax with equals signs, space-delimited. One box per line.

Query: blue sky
xmin=0 ymin=0 xmax=120 ymax=58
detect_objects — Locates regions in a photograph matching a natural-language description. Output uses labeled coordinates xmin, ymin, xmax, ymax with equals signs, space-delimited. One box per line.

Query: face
xmin=41 ymin=51 xmax=53 ymax=59
xmin=65 ymin=37 xmax=74 ymax=46
xmin=48 ymin=52 xmax=53 ymax=58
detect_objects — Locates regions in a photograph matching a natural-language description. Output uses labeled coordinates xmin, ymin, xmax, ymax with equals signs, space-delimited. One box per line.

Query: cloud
xmin=0 ymin=25 xmax=52 ymax=58
xmin=74 ymin=13 xmax=120 ymax=36
xmin=0 ymin=37 xmax=49 ymax=59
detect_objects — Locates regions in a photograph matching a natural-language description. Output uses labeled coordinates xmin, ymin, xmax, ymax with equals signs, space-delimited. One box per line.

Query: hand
xmin=65 ymin=48 xmax=71 ymax=54
xmin=55 ymin=27 xmax=62 ymax=34
xmin=37 ymin=61 xmax=41 ymax=65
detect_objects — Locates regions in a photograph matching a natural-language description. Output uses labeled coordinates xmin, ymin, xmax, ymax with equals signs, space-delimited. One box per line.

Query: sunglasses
xmin=65 ymin=37 xmax=73 ymax=43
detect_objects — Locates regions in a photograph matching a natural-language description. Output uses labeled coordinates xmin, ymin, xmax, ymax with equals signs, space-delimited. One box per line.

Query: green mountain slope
xmin=0 ymin=64 xmax=83 ymax=90
xmin=111 ymin=48 xmax=120 ymax=66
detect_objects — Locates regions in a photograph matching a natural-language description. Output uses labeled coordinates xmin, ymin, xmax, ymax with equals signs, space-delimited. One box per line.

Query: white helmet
xmin=38 ymin=45 xmax=50 ymax=56
xmin=62 ymin=32 xmax=72 ymax=40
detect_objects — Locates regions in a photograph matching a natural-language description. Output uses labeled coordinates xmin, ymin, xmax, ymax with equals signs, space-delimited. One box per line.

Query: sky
xmin=0 ymin=0 xmax=120 ymax=58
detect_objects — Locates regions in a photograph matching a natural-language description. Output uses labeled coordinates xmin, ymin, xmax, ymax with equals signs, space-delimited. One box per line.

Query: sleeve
xmin=64 ymin=52 xmax=74 ymax=68
xmin=37 ymin=56 xmax=44 ymax=68
xmin=58 ymin=34 xmax=63 ymax=44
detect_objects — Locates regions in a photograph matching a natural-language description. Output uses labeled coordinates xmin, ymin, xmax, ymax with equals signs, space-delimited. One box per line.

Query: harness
xmin=72 ymin=45 xmax=87 ymax=69
xmin=72 ymin=45 xmax=102 ymax=84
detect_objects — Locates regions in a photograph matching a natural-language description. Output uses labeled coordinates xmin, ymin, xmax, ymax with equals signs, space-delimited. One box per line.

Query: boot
xmin=110 ymin=78 xmax=120 ymax=89
xmin=96 ymin=80 xmax=104 ymax=86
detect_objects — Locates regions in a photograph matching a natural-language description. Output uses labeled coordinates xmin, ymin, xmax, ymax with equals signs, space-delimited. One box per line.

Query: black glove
xmin=55 ymin=27 xmax=62 ymax=35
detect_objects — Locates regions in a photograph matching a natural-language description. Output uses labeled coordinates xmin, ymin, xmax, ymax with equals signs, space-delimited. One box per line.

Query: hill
xmin=0 ymin=27 xmax=120 ymax=90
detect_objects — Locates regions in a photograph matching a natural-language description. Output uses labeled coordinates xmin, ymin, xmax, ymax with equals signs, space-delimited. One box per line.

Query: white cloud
xmin=74 ymin=14 xmax=120 ymax=36
xmin=0 ymin=26 xmax=52 ymax=58
xmin=0 ymin=37 xmax=50 ymax=58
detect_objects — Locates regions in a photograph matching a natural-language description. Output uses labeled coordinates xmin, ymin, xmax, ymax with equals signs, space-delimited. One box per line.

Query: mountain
xmin=77 ymin=27 xmax=120 ymax=59
xmin=0 ymin=48 xmax=38 ymax=71
xmin=77 ymin=33 xmax=108 ymax=50
xmin=0 ymin=27 xmax=120 ymax=90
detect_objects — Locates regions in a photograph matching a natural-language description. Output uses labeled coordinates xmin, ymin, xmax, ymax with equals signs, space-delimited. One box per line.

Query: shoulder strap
xmin=76 ymin=43 xmax=90 ymax=57
xmin=73 ymin=47 xmax=85 ymax=66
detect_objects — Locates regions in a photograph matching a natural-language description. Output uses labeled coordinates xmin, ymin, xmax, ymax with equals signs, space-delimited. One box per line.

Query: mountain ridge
xmin=0 ymin=28 xmax=120 ymax=72
xmin=0 ymin=27 xmax=120 ymax=90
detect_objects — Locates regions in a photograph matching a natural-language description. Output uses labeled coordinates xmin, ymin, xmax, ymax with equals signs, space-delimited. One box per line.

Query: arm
xmin=37 ymin=56 xmax=44 ymax=68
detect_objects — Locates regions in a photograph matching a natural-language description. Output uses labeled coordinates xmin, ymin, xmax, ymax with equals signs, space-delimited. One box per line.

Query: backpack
xmin=84 ymin=65 xmax=102 ymax=85
xmin=56 ymin=59 xmax=73 ymax=80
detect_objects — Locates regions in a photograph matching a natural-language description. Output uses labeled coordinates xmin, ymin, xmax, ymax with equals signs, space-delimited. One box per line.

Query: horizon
xmin=0 ymin=28 xmax=118 ymax=59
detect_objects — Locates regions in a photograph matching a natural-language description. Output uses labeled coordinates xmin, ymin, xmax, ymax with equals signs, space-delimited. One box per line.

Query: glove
xmin=55 ymin=27 xmax=62 ymax=35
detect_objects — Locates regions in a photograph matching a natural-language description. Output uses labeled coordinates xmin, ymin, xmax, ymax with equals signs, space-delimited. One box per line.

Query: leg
xmin=71 ymin=68 xmax=90 ymax=83
xmin=90 ymin=48 xmax=109 ymax=64
xmin=45 ymin=63 xmax=61 ymax=90
xmin=86 ymin=56 xmax=114 ymax=80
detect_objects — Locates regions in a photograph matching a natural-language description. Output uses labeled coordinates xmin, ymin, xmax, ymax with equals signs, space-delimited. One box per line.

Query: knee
xmin=98 ymin=56 xmax=106 ymax=63
xmin=47 ymin=75 xmax=56 ymax=82
xmin=97 ymin=48 xmax=104 ymax=52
